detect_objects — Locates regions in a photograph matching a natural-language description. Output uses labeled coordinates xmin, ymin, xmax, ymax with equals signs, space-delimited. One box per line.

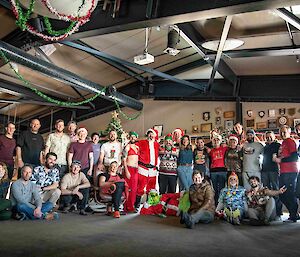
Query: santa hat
xmin=228 ymin=171 xmax=239 ymax=187
xmin=212 ymin=133 xmax=222 ymax=141
xmin=228 ymin=134 xmax=239 ymax=143
xmin=173 ymin=128 xmax=184 ymax=136
xmin=165 ymin=133 xmax=173 ymax=141
xmin=77 ymin=126 xmax=88 ymax=134
xmin=146 ymin=128 xmax=159 ymax=140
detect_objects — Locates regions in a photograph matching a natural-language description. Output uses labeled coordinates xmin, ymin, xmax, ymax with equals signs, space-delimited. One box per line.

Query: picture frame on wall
xmin=201 ymin=123 xmax=212 ymax=132
xmin=268 ymin=109 xmax=276 ymax=118
xmin=224 ymin=120 xmax=234 ymax=130
xmin=268 ymin=119 xmax=277 ymax=129
xmin=153 ymin=125 xmax=163 ymax=137
xmin=246 ymin=119 xmax=255 ymax=128
xmin=223 ymin=111 xmax=235 ymax=119
xmin=293 ymin=118 xmax=300 ymax=128
xmin=215 ymin=116 xmax=221 ymax=126
xmin=192 ymin=125 xmax=199 ymax=133
xmin=256 ymin=122 xmax=267 ymax=129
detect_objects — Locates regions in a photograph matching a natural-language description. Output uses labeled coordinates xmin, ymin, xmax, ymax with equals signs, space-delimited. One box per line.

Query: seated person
xmin=246 ymin=176 xmax=286 ymax=225
xmin=180 ymin=170 xmax=215 ymax=229
xmin=99 ymin=161 xmax=128 ymax=218
xmin=0 ymin=162 xmax=12 ymax=220
xmin=215 ymin=172 xmax=247 ymax=225
xmin=10 ymin=165 xmax=58 ymax=220
xmin=31 ymin=152 xmax=61 ymax=207
xmin=60 ymin=160 xmax=90 ymax=215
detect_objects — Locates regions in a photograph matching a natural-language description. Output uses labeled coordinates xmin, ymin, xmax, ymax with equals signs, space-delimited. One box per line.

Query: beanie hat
xmin=129 ymin=131 xmax=139 ymax=138
xmin=246 ymin=129 xmax=255 ymax=135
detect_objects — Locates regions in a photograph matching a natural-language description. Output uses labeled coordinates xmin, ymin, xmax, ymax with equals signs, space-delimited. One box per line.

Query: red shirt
xmin=209 ymin=146 xmax=228 ymax=169
xmin=279 ymin=138 xmax=298 ymax=173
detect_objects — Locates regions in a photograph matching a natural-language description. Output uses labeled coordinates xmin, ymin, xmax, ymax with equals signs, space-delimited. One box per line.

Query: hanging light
xmin=202 ymin=39 xmax=244 ymax=52
xmin=163 ymin=26 xmax=180 ymax=56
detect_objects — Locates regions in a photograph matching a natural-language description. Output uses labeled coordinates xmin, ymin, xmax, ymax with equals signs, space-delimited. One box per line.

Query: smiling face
xmin=229 ymin=138 xmax=238 ymax=148
xmin=280 ymin=127 xmax=290 ymax=140
xmin=129 ymin=134 xmax=137 ymax=144
xmin=71 ymin=164 xmax=81 ymax=175
xmin=68 ymin=123 xmax=77 ymax=134
xmin=109 ymin=162 xmax=118 ymax=174
xmin=196 ymin=139 xmax=204 ymax=149
xmin=55 ymin=121 xmax=65 ymax=133
xmin=30 ymin=119 xmax=41 ymax=133
xmin=229 ymin=176 xmax=238 ymax=187
xmin=193 ymin=173 xmax=204 ymax=185
xmin=109 ymin=131 xmax=117 ymax=142
xmin=265 ymin=132 xmax=275 ymax=144
xmin=45 ymin=154 xmax=57 ymax=169
xmin=78 ymin=129 xmax=88 ymax=141
xmin=21 ymin=166 xmax=33 ymax=181
xmin=92 ymin=134 xmax=100 ymax=144
xmin=5 ymin=123 xmax=16 ymax=137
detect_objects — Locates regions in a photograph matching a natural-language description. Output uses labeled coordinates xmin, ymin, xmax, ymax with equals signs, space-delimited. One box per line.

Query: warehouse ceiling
xmin=0 ymin=0 xmax=300 ymax=131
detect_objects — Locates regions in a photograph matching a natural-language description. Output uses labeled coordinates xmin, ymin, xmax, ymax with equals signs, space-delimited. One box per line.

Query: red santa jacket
xmin=136 ymin=139 xmax=159 ymax=177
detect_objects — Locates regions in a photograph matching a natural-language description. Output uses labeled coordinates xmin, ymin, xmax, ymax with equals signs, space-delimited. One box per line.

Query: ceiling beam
xmin=207 ymin=45 xmax=300 ymax=58
xmin=63 ymin=0 xmax=298 ymax=40
xmin=274 ymin=8 xmax=300 ymax=31
xmin=177 ymin=23 xmax=237 ymax=86
xmin=0 ymin=41 xmax=143 ymax=111
xmin=62 ymin=41 xmax=206 ymax=92
xmin=0 ymin=98 xmax=90 ymax=109
xmin=208 ymin=16 xmax=233 ymax=91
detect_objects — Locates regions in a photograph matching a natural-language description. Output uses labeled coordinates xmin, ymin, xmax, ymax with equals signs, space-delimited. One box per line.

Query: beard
xmin=247 ymin=138 xmax=254 ymax=143
xmin=250 ymin=184 xmax=258 ymax=189
xmin=46 ymin=162 xmax=54 ymax=169
xmin=130 ymin=139 xmax=136 ymax=144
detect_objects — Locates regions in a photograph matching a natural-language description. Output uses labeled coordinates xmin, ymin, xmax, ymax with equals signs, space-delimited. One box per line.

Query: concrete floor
xmin=0 ymin=212 xmax=300 ymax=257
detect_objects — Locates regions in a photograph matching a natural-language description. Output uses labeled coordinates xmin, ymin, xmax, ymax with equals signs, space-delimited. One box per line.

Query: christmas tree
xmin=101 ymin=111 xmax=125 ymax=140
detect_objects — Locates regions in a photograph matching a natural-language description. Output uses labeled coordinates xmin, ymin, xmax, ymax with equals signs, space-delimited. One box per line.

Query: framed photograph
xmin=223 ymin=111 xmax=235 ymax=119
xmin=224 ymin=120 xmax=234 ymax=130
xmin=256 ymin=122 xmax=267 ymax=129
xmin=246 ymin=110 xmax=253 ymax=118
xmin=246 ymin=119 xmax=255 ymax=128
xmin=293 ymin=118 xmax=300 ymax=128
xmin=268 ymin=119 xmax=277 ymax=129
xmin=215 ymin=116 xmax=221 ymax=126
xmin=268 ymin=109 xmax=276 ymax=118
xmin=277 ymin=116 xmax=288 ymax=126
xmin=153 ymin=125 xmax=163 ymax=137
xmin=279 ymin=108 xmax=286 ymax=116
xmin=192 ymin=125 xmax=199 ymax=133
xmin=201 ymin=123 xmax=212 ymax=132
xmin=202 ymin=112 xmax=210 ymax=121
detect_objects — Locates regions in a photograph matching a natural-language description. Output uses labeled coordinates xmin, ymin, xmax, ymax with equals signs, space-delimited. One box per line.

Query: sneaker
xmin=184 ymin=215 xmax=195 ymax=229
xmin=85 ymin=206 xmax=94 ymax=213
xmin=274 ymin=216 xmax=282 ymax=221
xmin=61 ymin=205 xmax=71 ymax=213
xmin=44 ymin=212 xmax=59 ymax=220
xmin=233 ymin=218 xmax=241 ymax=225
xmin=79 ymin=209 xmax=87 ymax=216
xmin=113 ymin=211 xmax=121 ymax=218
xmin=13 ymin=212 xmax=26 ymax=221
xmin=69 ymin=204 xmax=76 ymax=212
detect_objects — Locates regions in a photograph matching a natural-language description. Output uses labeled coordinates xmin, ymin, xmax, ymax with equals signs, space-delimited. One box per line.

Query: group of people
xmin=0 ymin=118 xmax=299 ymax=229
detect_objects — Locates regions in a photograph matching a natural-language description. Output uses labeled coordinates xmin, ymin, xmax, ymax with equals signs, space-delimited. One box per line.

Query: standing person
xmin=261 ymin=131 xmax=282 ymax=219
xmin=44 ymin=119 xmax=71 ymax=178
xmin=242 ymin=129 xmax=263 ymax=190
xmin=31 ymin=152 xmax=61 ymax=207
xmin=135 ymin=128 xmax=160 ymax=210
xmin=233 ymin=122 xmax=246 ymax=146
xmin=158 ymin=134 xmax=179 ymax=194
xmin=180 ymin=170 xmax=215 ymax=229
xmin=0 ymin=163 xmax=12 ymax=220
xmin=225 ymin=134 xmax=243 ymax=185
xmin=273 ymin=125 xmax=299 ymax=222
xmin=122 ymin=131 xmax=139 ymax=212
xmin=67 ymin=120 xmax=78 ymax=143
xmin=10 ymin=165 xmax=57 ymax=220
xmin=193 ymin=137 xmax=209 ymax=176
xmin=60 ymin=160 xmax=91 ymax=215
xmin=0 ymin=122 xmax=16 ymax=179
xmin=91 ymin=132 xmax=101 ymax=171
xmin=16 ymin=119 xmax=44 ymax=175
xmin=68 ymin=127 xmax=93 ymax=180
xmin=209 ymin=133 xmax=228 ymax=203
xmin=98 ymin=130 xmax=122 ymax=172
xmin=172 ymin=128 xmax=184 ymax=147
xmin=177 ymin=135 xmax=194 ymax=191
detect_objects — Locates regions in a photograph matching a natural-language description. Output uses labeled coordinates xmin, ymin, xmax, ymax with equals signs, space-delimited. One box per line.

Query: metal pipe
xmin=0 ymin=41 xmax=143 ymax=111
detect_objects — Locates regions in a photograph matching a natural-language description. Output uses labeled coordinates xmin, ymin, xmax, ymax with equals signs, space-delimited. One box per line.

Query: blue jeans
xmin=210 ymin=171 xmax=227 ymax=203
xmin=177 ymin=166 xmax=193 ymax=191
xmin=279 ymin=172 xmax=298 ymax=220
xmin=16 ymin=201 xmax=53 ymax=220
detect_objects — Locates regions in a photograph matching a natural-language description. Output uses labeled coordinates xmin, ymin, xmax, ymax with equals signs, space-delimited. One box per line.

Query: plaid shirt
xmin=31 ymin=165 xmax=60 ymax=188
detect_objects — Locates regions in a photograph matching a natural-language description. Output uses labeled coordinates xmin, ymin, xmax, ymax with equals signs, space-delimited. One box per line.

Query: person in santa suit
xmin=172 ymin=128 xmax=184 ymax=147
xmin=135 ymin=128 xmax=160 ymax=211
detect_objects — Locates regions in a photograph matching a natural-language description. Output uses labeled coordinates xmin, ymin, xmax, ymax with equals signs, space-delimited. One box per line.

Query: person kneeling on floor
xmin=99 ymin=161 xmax=128 ymax=218
xmin=60 ymin=160 xmax=91 ymax=215
xmin=10 ymin=164 xmax=58 ymax=220
xmin=246 ymin=176 xmax=286 ymax=225
xmin=215 ymin=172 xmax=247 ymax=225
xmin=180 ymin=170 xmax=215 ymax=229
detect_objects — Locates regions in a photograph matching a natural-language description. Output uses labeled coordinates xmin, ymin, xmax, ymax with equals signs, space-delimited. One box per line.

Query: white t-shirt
xmin=100 ymin=141 xmax=122 ymax=166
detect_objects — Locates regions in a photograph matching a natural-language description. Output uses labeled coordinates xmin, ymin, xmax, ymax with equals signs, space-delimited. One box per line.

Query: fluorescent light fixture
xmin=202 ymin=39 xmax=244 ymax=52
